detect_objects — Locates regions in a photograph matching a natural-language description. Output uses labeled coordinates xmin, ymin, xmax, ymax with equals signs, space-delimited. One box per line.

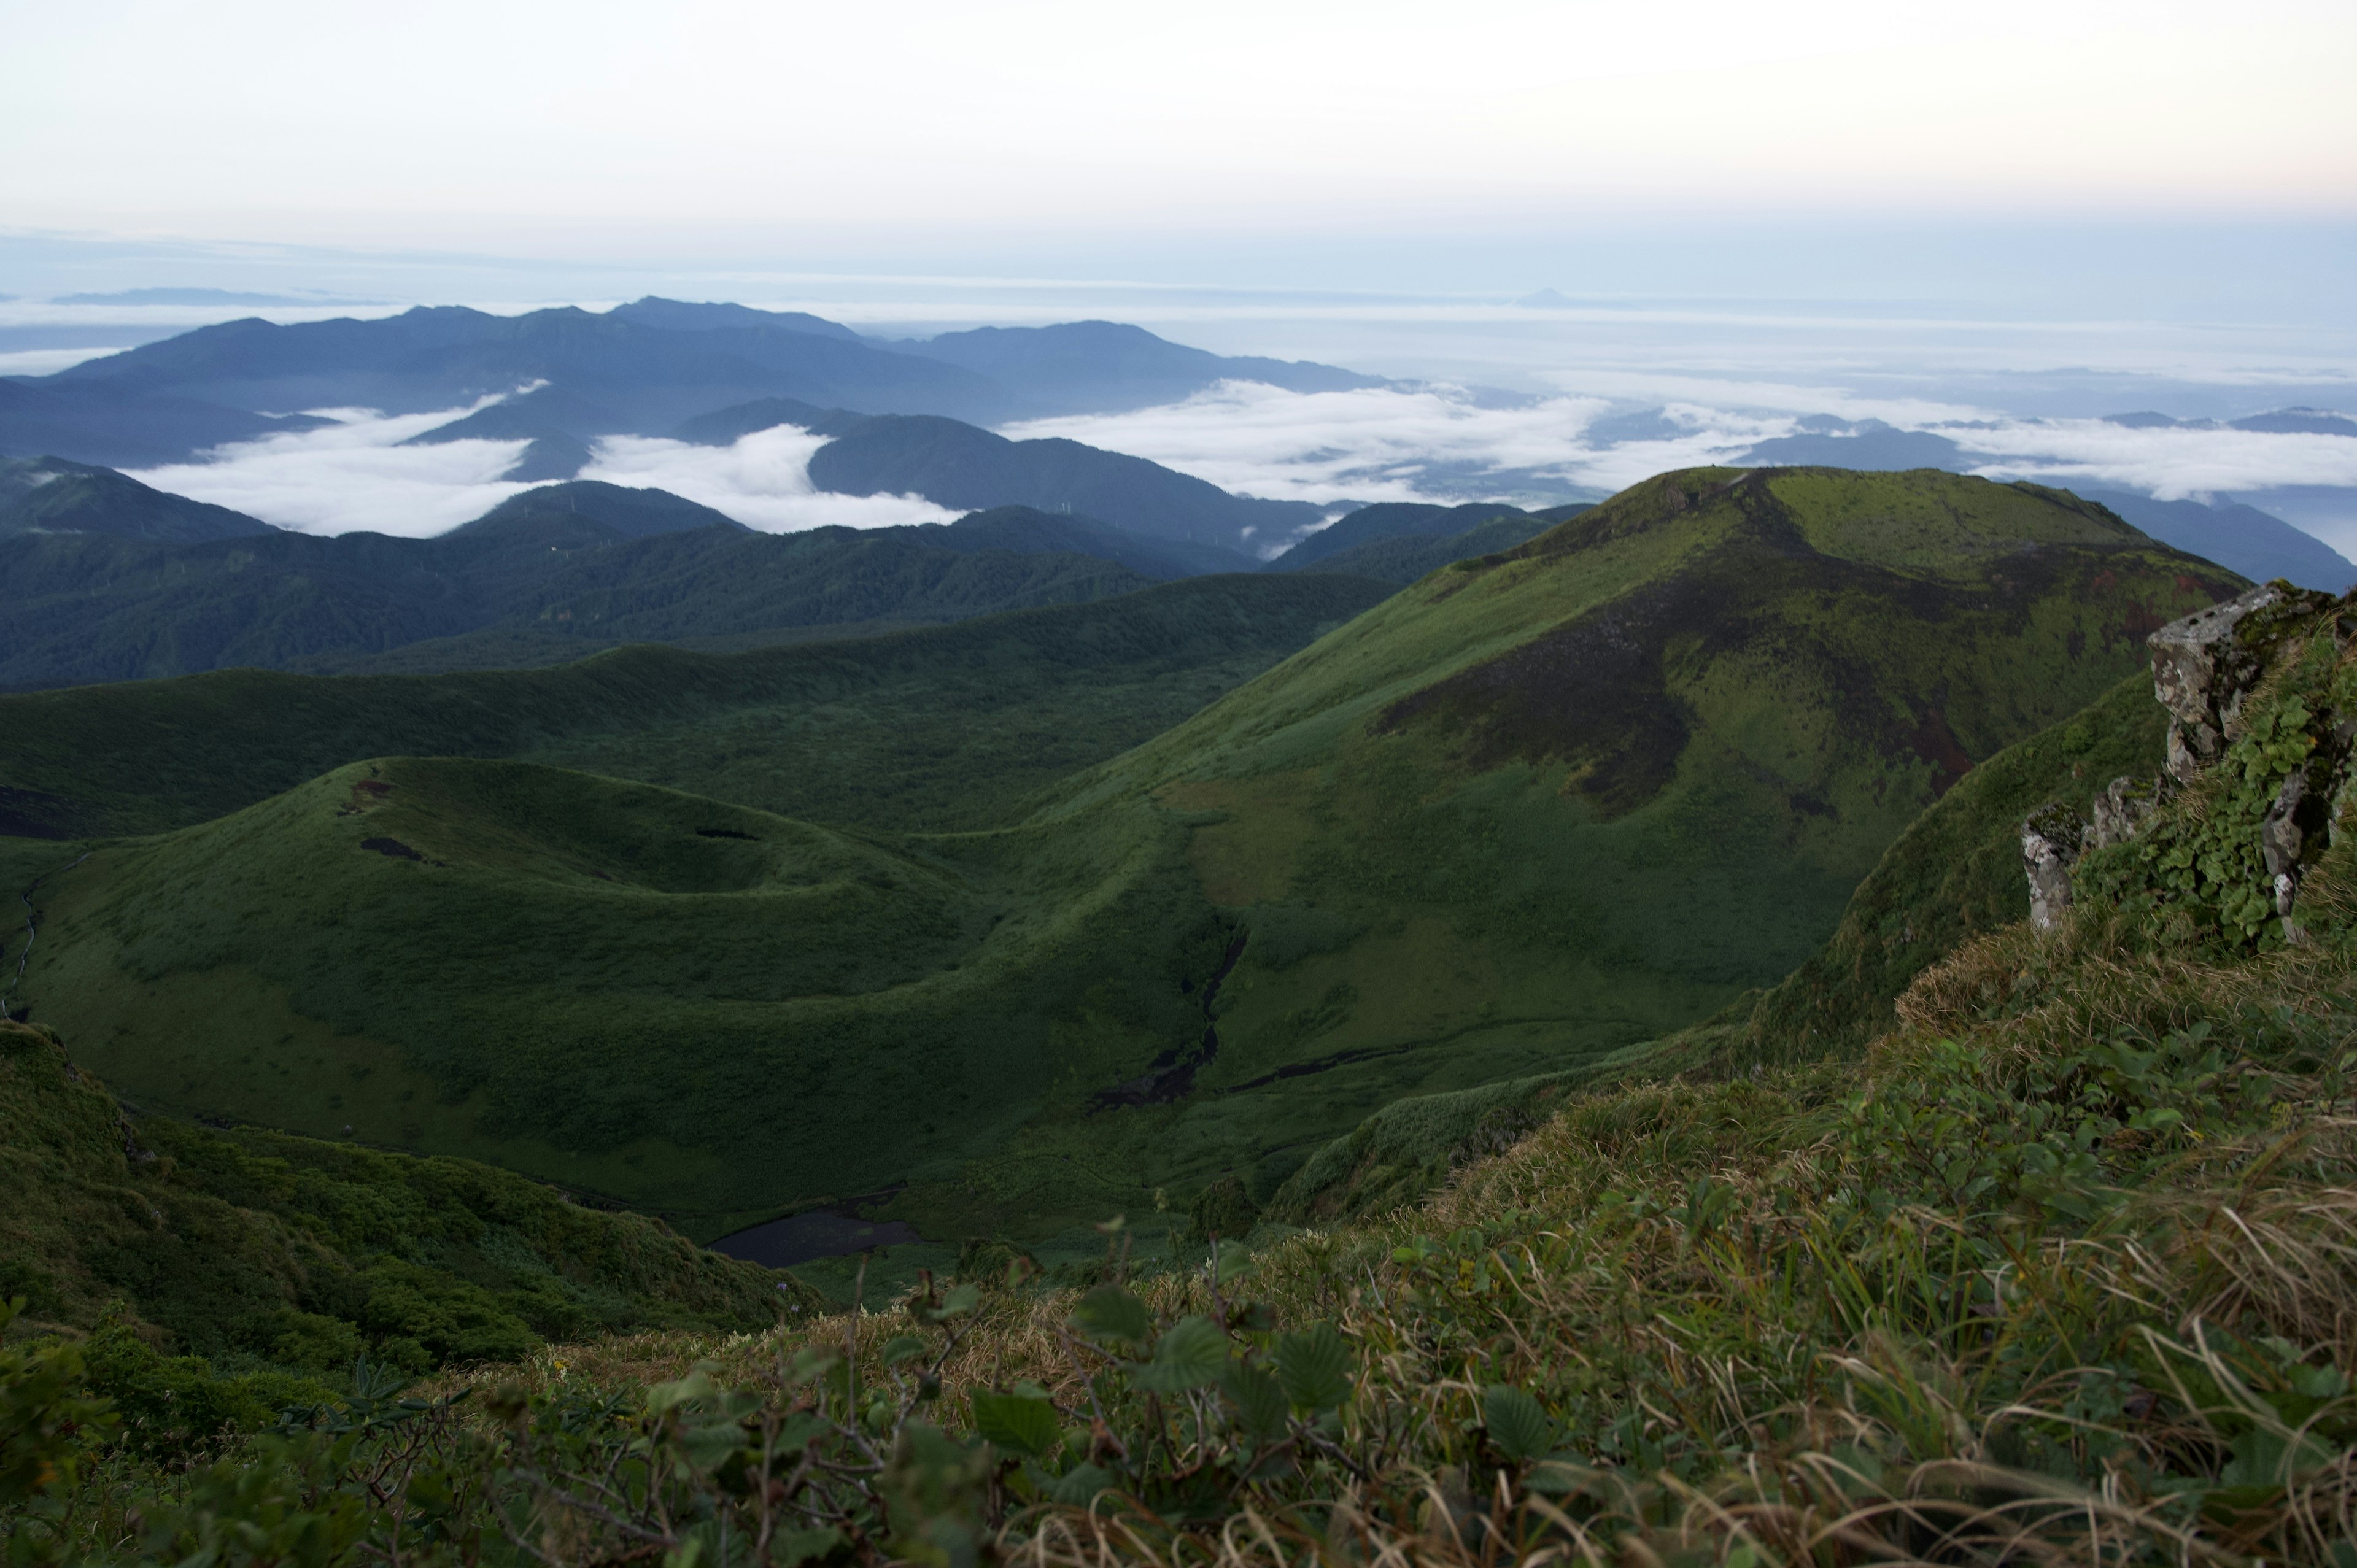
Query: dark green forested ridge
xmin=0 ymin=571 xmax=1391 ymax=838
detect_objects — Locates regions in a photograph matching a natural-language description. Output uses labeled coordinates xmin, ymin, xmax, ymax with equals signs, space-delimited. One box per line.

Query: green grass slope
xmin=0 ymin=1018 xmax=811 ymax=1384
xmin=1260 ymin=665 xmax=2175 ymax=1222
xmin=1 ymin=468 xmax=2236 ymax=1253
xmin=954 ymin=469 xmax=2237 ymax=1222
xmin=0 ymin=572 xmax=1395 ymax=839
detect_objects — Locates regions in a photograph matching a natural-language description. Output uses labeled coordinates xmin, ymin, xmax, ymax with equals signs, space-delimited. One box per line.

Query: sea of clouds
xmin=122 ymin=379 xmax=2357 ymax=555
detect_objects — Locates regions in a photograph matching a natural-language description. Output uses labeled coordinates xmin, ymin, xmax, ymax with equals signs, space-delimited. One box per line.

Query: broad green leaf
xmin=1049 ymin=1462 xmax=1117 ymax=1505
xmin=1219 ymin=1359 xmax=1289 ymax=1438
xmin=970 ymin=1390 xmax=1061 ymax=1457
xmin=1136 ymin=1315 xmax=1228 ymax=1392
xmin=881 ymin=1334 xmax=927 ymax=1367
xmin=678 ymin=1419 xmax=745 ymax=1473
xmin=1274 ymin=1323 xmax=1352 ymax=1413
xmin=645 ymin=1368 xmax=722 ymax=1415
xmin=1483 ymin=1384 xmax=1554 ymax=1462
xmin=774 ymin=1526 xmax=842 ymax=1567
xmin=1071 ymin=1284 xmax=1153 ymax=1349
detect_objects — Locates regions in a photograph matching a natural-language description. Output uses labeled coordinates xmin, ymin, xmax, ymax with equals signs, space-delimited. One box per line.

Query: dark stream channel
xmin=710 ymin=1209 xmax=924 ymax=1269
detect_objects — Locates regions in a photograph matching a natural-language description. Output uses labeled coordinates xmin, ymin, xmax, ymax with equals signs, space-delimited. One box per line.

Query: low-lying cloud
xmin=1010 ymin=382 xmax=2357 ymax=549
xmin=126 ymin=403 xmax=951 ymax=537
xmin=114 ymin=380 xmax=2357 ymax=556
xmin=131 ymin=405 xmax=538 ymax=537
xmin=580 ymin=430 xmax=952 ymax=531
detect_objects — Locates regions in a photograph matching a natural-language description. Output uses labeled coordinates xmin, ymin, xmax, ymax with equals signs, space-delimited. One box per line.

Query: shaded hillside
xmin=0 ymin=476 xmax=1205 ymax=687
xmin=0 ymin=456 xmax=276 ymax=543
xmin=800 ymin=411 xmax=1323 ymax=552
xmin=1266 ymin=501 xmax=1551 ymax=571
xmin=1264 ymin=665 xmax=2175 ymax=1222
xmin=1285 ymin=511 xmax=1556 ymax=584
xmin=2 ymin=469 xmax=2234 ymax=1245
xmin=0 ymin=571 xmax=1395 ymax=838
xmin=0 ymin=1018 xmax=809 ymax=1386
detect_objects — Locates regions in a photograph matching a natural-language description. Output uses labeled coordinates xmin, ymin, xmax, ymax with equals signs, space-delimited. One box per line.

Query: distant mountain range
xmin=3 ymin=439 xmax=2343 ymax=689
xmin=0 ymin=298 xmax=1387 ymax=474
xmin=0 ymin=455 xmax=1605 ymax=686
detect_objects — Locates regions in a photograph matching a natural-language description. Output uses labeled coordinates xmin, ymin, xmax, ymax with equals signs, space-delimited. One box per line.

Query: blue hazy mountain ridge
xmin=604 ymin=297 xmax=867 ymax=343
xmin=1268 ymin=509 xmax=1595 ymax=584
xmin=33 ymin=303 xmax=1017 ymax=439
xmin=2078 ymin=489 xmax=2356 ymax=593
xmin=808 ymin=414 xmax=1323 ymax=552
xmin=886 ymin=320 xmax=1388 ymax=416
xmin=1267 ymin=501 xmax=1542 ymax=571
xmin=7 ymin=300 xmax=1392 ymax=470
xmin=915 ymin=506 xmax=1254 ymax=577
xmin=1739 ymin=419 xmax=1972 ymax=471
xmin=2102 ymin=407 xmax=2357 ymax=438
xmin=0 ymin=456 xmax=277 ymax=543
xmin=672 ymin=398 xmax=1322 ymax=552
xmin=0 ymin=376 xmax=333 ymax=468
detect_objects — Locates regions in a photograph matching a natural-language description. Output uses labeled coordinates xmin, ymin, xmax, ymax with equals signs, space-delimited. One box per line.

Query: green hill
xmin=1 ymin=468 xmax=2235 ymax=1250
xmin=0 ymin=1018 xmax=810 ymax=1393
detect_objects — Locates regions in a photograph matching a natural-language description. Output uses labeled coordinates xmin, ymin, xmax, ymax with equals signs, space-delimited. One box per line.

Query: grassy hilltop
xmin=1 ymin=469 xmax=2235 ymax=1254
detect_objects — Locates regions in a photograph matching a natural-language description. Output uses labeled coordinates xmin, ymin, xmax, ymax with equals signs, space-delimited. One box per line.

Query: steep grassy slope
xmin=0 ymin=1019 xmax=809 ymax=1383
xmin=1260 ymin=666 xmax=2174 ymax=1222
xmin=877 ymin=468 xmax=2231 ymax=1234
xmin=0 ymin=572 xmax=1394 ymax=838
xmin=2 ymin=469 xmax=2234 ymax=1252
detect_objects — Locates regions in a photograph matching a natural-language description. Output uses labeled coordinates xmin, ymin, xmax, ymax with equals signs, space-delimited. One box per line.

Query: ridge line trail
xmin=2 ymin=850 xmax=91 ymax=1021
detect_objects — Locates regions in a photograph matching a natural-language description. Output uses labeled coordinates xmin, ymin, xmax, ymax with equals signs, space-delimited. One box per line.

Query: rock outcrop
xmin=2026 ymin=581 xmax=2354 ymax=941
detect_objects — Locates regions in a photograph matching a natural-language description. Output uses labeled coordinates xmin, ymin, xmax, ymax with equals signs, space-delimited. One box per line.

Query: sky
xmin=7 ymin=1 xmax=2356 ymax=552
xmin=6 ymin=1 xmax=2352 ymax=247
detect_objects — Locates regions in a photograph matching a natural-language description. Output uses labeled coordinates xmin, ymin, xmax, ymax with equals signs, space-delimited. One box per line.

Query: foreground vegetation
xmin=7 ymin=583 xmax=2354 ymax=1562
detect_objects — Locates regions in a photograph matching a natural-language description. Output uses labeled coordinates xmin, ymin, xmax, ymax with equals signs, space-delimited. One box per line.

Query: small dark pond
xmin=711 ymin=1210 xmax=924 ymax=1268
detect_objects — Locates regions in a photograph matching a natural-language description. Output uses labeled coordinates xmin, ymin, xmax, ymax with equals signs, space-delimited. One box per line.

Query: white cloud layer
xmin=1013 ymin=382 xmax=2357 ymax=509
xmin=129 ymin=405 xmax=537 ymax=537
xmin=579 ymin=430 xmax=953 ymax=531
xmin=123 ymin=406 xmax=951 ymax=537
xmin=112 ymin=380 xmax=2357 ymax=557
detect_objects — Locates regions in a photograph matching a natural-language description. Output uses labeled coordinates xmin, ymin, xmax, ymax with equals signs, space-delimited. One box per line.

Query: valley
xmin=0 ymin=466 xmax=2239 ymax=1267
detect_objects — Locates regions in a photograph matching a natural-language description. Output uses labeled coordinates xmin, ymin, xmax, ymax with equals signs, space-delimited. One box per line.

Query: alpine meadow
xmin=6 ymin=13 xmax=2357 ymax=1553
